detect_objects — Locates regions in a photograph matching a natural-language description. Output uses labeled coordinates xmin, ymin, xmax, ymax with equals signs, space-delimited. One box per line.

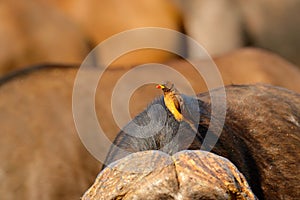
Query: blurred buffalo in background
xmin=175 ymin=0 xmax=300 ymax=65
xmin=0 ymin=0 xmax=183 ymax=76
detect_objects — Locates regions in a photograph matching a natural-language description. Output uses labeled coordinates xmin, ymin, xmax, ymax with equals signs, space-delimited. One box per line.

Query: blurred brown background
xmin=0 ymin=1 xmax=300 ymax=200
xmin=0 ymin=0 xmax=300 ymax=76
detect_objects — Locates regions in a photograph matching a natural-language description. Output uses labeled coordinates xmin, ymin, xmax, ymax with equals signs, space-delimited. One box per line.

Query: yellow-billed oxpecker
xmin=156 ymin=82 xmax=184 ymax=121
xmin=156 ymin=82 xmax=198 ymax=133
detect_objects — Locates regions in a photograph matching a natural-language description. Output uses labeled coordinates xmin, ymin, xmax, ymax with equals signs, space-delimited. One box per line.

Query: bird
xmin=156 ymin=82 xmax=198 ymax=133
xmin=156 ymin=82 xmax=184 ymax=121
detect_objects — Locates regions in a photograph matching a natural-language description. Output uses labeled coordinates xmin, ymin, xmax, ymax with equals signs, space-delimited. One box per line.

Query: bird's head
xmin=156 ymin=82 xmax=174 ymax=93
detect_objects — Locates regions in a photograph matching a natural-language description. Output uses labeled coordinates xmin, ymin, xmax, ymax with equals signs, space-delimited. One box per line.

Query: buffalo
xmin=88 ymin=84 xmax=300 ymax=199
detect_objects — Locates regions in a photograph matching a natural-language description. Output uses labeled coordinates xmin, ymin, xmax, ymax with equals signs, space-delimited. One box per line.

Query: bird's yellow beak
xmin=156 ymin=84 xmax=165 ymax=89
